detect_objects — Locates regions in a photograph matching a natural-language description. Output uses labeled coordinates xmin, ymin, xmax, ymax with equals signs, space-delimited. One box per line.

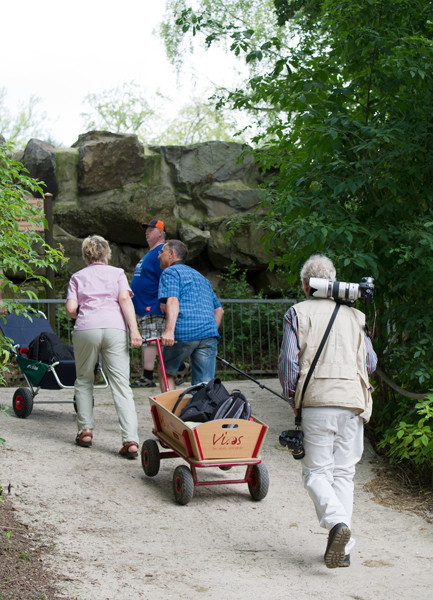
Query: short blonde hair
xmin=82 ymin=235 xmax=111 ymax=265
xmin=300 ymin=254 xmax=336 ymax=282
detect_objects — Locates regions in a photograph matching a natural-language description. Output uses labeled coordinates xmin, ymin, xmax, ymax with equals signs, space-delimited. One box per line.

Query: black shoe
xmin=339 ymin=554 xmax=350 ymax=567
xmin=324 ymin=523 xmax=351 ymax=569
xmin=131 ymin=376 xmax=156 ymax=388
xmin=175 ymin=362 xmax=192 ymax=386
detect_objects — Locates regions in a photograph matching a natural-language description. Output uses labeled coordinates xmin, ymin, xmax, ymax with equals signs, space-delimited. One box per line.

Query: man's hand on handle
xmin=161 ymin=330 xmax=175 ymax=346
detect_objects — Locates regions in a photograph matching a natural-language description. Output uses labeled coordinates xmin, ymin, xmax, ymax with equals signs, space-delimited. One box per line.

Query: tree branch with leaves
xmin=0 ymin=142 xmax=66 ymax=386
xmin=162 ymin=0 xmax=433 ymax=476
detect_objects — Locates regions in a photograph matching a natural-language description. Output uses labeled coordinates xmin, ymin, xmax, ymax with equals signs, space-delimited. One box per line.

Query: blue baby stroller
xmin=0 ymin=310 xmax=108 ymax=418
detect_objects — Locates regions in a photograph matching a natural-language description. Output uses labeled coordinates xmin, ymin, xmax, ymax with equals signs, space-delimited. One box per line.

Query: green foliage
xmin=0 ymin=403 xmax=9 ymax=447
xmin=167 ymin=0 xmax=433 ymax=383
xmin=161 ymin=0 xmax=290 ymax=139
xmin=0 ymin=142 xmax=67 ymax=385
xmin=273 ymin=0 xmax=322 ymax=26
xmin=51 ymin=304 xmax=72 ymax=343
xmin=81 ymin=80 xmax=242 ymax=145
xmin=219 ymin=260 xmax=254 ymax=299
xmin=81 ymin=81 xmax=159 ymax=141
xmin=162 ymin=0 xmax=283 ymax=68
xmin=378 ymin=397 xmax=433 ymax=470
xmin=163 ymin=0 xmax=433 ymax=478
xmin=158 ymin=98 xmax=240 ymax=145
xmin=218 ymin=262 xmax=294 ymax=373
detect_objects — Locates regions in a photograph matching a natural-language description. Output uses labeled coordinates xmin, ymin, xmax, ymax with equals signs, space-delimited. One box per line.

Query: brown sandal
xmin=119 ymin=441 xmax=138 ymax=459
xmin=76 ymin=430 xmax=93 ymax=448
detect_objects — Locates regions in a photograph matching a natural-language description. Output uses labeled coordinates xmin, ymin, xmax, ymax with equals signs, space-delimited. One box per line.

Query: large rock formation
xmin=21 ymin=139 xmax=58 ymax=198
xmin=18 ymin=132 xmax=288 ymax=295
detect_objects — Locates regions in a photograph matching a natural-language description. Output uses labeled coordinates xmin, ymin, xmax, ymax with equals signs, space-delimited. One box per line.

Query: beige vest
xmin=293 ymin=299 xmax=373 ymax=422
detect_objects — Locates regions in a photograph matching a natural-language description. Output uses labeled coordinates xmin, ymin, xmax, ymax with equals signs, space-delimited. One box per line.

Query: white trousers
xmin=301 ymin=406 xmax=364 ymax=554
xmin=73 ymin=328 xmax=139 ymax=444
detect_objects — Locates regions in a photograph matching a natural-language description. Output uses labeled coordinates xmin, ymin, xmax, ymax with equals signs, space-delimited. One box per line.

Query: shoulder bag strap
xmin=295 ymin=302 xmax=341 ymax=427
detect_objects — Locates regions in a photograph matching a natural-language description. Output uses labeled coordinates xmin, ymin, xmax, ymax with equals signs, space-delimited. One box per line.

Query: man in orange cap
xmin=130 ymin=220 xmax=191 ymax=387
xmin=130 ymin=219 xmax=167 ymax=387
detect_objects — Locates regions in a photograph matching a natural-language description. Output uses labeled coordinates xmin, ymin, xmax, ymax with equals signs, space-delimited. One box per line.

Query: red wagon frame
xmin=140 ymin=338 xmax=269 ymax=504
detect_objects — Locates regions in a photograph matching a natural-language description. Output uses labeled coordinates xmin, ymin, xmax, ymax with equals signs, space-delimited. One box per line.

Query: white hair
xmin=300 ymin=254 xmax=336 ymax=282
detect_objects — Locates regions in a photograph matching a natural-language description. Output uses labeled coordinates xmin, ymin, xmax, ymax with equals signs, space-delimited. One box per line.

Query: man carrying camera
xmin=278 ymin=254 xmax=377 ymax=568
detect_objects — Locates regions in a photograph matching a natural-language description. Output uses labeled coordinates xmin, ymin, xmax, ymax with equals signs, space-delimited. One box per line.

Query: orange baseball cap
xmin=141 ymin=219 xmax=165 ymax=232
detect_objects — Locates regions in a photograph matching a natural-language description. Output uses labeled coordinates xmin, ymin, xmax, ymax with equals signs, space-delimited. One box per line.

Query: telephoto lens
xmin=309 ymin=276 xmax=374 ymax=304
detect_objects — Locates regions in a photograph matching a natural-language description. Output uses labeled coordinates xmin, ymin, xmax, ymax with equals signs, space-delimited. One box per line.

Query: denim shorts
xmin=162 ymin=337 xmax=218 ymax=385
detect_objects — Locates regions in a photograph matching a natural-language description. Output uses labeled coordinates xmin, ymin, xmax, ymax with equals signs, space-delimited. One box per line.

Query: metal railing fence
xmin=218 ymin=299 xmax=296 ymax=375
xmin=5 ymin=298 xmax=297 ymax=376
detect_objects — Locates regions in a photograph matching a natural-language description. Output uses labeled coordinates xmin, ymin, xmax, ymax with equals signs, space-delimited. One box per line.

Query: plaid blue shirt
xmin=158 ymin=263 xmax=221 ymax=341
xmin=278 ymin=305 xmax=377 ymax=407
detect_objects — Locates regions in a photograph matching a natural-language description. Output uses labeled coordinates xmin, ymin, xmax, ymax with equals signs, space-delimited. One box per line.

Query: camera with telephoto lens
xmin=309 ymin=276 xmax=374 ymax=304
xmin=279 ymin=428 xmax=305 ymax=460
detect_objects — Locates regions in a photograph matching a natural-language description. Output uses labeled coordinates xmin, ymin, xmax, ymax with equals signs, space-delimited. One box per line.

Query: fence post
xmin=43 ymin=193 xmax=55 ymax=330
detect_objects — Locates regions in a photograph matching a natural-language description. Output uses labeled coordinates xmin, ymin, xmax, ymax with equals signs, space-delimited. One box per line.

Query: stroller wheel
xmin=13 ymin=388 xmax=34 ymax=418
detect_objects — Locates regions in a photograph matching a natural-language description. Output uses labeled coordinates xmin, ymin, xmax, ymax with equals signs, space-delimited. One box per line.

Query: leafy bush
xmin=0 ymin=404 xmax=9 ymax=447
xmin=378 ymin=396 xmax=433 ymax=472
xmin=0 ymin=143 xmax=66 ymax=447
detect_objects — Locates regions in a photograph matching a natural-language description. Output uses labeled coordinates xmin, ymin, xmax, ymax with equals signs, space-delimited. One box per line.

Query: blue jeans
xmin=162 ymin=337 xmax=218 ymax=385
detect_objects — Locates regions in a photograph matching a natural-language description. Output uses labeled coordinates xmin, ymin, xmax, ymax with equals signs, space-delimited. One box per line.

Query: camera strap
xmin=295 ymin=302 xmax=341 ymax=427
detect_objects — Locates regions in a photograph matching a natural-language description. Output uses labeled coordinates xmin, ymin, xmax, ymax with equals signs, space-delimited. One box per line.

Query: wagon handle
xmin=146 ymin=337 xmax=170 ymax=392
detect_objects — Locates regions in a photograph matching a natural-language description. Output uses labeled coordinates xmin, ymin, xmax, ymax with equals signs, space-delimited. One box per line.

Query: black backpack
xmin=213 ymin=389 xmax=251 ymax=421
xmin=29 ymin=331 xmax=74 ymax=364
xmin=172 ymin=378 xmax=251 ymax=423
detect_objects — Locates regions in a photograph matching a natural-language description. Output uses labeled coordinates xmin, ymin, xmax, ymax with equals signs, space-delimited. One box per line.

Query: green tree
xmin=81 ymin=81 xmax=161 ymax=142
xmin=81 ymin=81 xmax=244 ymax=145
xmin=161 ymin=0 xmax=288 ymax=137
xmin=159 ymin=97 xmax=240 ymax=144
xmin=165 ymin=0 xmax=433 ymax=474
xmin=0 ymin=141 xmax=66 ymax=386
xmin=0 ymin=88 xmax=50 ymax=148
xmin=161 ymin=0 xmax=284 ymax=70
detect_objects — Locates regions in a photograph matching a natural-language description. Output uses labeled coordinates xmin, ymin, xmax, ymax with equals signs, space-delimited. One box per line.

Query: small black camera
xmin=279 ymin=428 xmax=305 ymax=460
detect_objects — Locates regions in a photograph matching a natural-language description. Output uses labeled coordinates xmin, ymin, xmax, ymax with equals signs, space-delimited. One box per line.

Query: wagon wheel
xmin=12 ymin=388 xmax=34 ymax=419
xmin=141 ymin=439 xmax=161 ymax=477
xmin=247 ymin=463 xmax=269 ymax=501
xmin=172 ymin=465 xmax=194 ymax=505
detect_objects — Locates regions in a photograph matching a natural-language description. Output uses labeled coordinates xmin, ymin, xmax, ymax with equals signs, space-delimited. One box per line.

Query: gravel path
xmin=1 ymin=380 xmax=432 ymax=600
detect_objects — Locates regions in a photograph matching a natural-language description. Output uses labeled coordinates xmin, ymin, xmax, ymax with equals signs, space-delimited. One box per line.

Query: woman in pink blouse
xmin=66 ymin=235 xmax=142 ymax=458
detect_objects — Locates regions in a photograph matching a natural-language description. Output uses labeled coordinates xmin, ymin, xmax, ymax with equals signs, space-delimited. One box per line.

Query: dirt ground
xmin=1 ymin=380 xmax=433 ymax=600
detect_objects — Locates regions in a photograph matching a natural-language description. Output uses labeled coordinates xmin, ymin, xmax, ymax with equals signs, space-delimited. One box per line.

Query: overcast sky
xmin=1 ymin=0 xmax=240 ymax=146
